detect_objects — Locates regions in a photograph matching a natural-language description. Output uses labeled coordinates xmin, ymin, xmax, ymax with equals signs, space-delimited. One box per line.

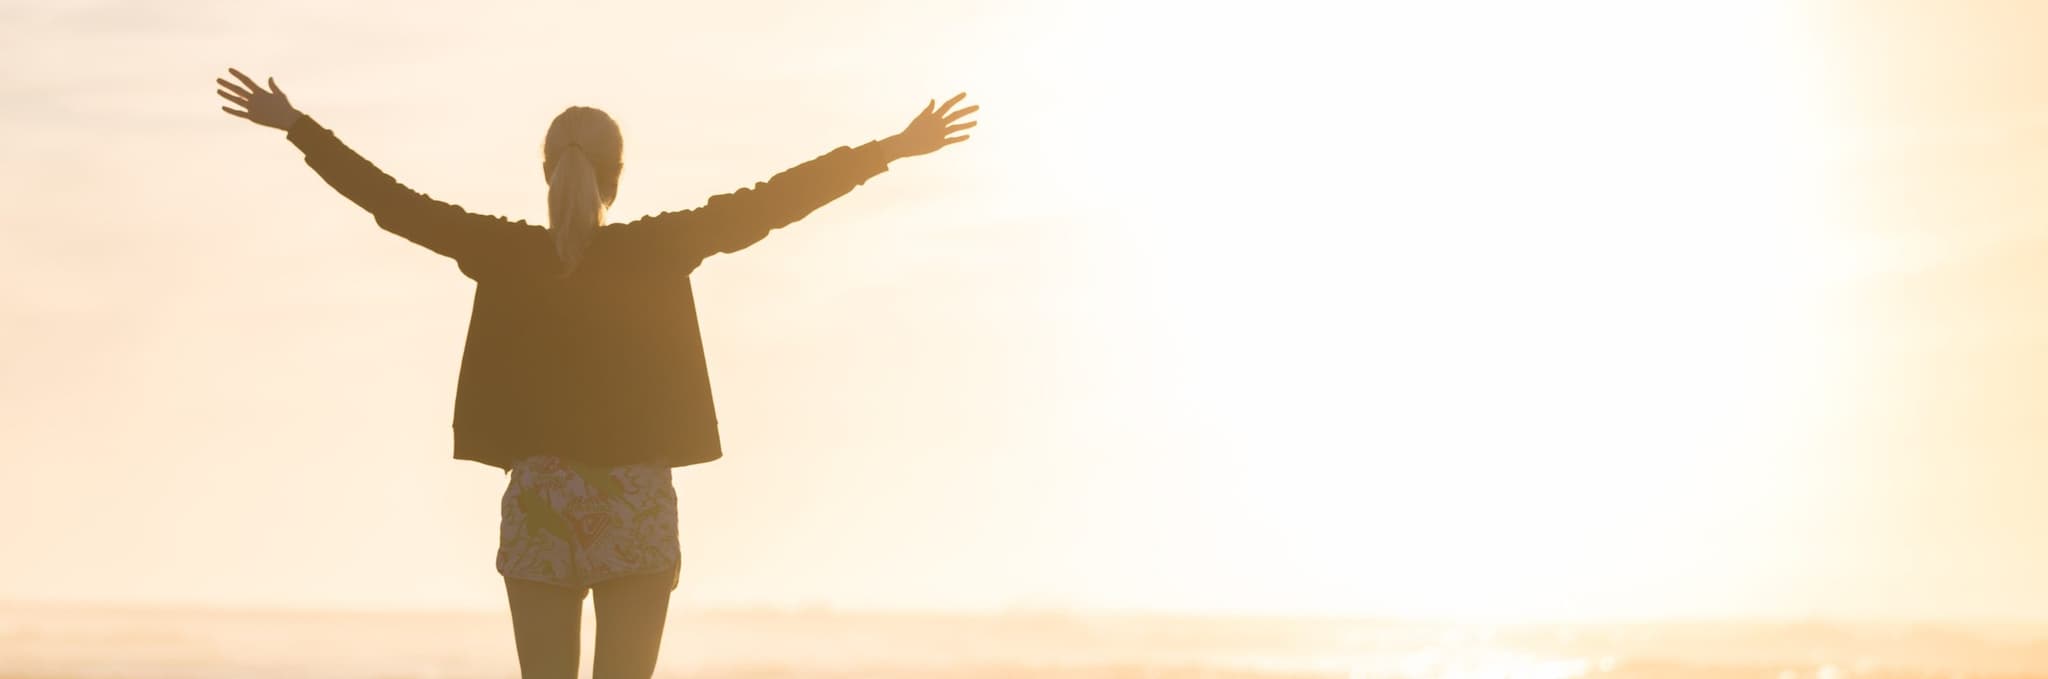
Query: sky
xmin=4 ymin=0 xmax=2048 ymax=623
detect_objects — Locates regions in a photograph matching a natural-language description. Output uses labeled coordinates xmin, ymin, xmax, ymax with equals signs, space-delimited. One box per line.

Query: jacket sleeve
xmin=287 ymin=116 xmax=534 ymax=265
xmin=606 ymin=141 xmax=894 ymax=265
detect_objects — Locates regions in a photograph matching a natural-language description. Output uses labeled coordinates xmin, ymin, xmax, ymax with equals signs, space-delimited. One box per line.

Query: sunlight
xmin=1039 ymin=1 xmax=1846 ymax=620
xmin=22 ymin=0 xmax=2006 ymax=640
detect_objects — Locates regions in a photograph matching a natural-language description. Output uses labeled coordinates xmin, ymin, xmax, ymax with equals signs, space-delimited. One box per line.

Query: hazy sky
xmin=5 ymin=0 xmax=2048 ymax=623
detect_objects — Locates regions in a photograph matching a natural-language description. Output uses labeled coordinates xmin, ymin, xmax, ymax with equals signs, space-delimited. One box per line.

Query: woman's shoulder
xmin=455 ymin=222 xmax=558 ymax=280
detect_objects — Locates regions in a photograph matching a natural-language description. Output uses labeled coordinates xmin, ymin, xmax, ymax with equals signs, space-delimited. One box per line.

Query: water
xmin=6 ymin=602 xmax=2048 ymax=678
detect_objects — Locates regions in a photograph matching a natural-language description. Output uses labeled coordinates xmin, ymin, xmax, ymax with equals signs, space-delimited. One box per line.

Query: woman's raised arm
xmin=609 ymin=93 xmax=979 ymax=264
xmin=217 ymin=68 xmax=533 ymax=267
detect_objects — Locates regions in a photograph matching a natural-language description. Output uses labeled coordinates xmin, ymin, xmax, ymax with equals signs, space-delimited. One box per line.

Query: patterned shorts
xmin=497 ymin=455 xmax=680 ymax=590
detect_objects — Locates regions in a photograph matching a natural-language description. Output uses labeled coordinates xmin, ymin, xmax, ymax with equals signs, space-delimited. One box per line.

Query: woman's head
xmin=541 ymin=106 xmax=623 ymax=271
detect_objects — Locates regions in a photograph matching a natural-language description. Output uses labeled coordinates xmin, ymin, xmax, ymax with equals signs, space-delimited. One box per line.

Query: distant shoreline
xmin=8 ymin=597 xmax=2048 ymax=635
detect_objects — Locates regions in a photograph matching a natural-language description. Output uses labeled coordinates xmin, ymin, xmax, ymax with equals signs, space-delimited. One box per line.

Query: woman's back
xmin=283 ymin=114 xmax=897 ymax=469
xmin=454 ymin=227 xmax=724 ymax=469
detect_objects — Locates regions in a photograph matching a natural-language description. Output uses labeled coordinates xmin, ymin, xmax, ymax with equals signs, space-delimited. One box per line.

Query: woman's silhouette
xmin=215 ymin=68 xmax=976 ymax=679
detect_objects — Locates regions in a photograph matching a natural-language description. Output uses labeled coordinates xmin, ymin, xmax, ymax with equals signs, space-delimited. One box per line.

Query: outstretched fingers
xmin=229 ymin=68 xmax=266 ymax=96
xmin=216 ymin=72 xmax=253 ymax=118
xmin=216 ymin=67 xmax=305 ymax=130
xmin=217 ymin=78 xmax=251 ymax=98
xmin=934 ymin=92 xmax=967 ymax=118
xmin=942 ymin=104 xmax=978 ymax=124
xmin=894 ymin=92 xmax=978 ymax=155
xmin=936 ymin=94 xmax=975 ymax=149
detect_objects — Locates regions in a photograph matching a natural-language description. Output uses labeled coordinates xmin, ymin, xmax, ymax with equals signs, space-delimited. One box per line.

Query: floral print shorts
xmin=497 ymin=455 xmax=680 ymax=590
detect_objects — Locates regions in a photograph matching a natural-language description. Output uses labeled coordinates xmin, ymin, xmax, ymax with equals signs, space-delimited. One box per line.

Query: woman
xmin=214 ymin=67 xmax=976 ymax=679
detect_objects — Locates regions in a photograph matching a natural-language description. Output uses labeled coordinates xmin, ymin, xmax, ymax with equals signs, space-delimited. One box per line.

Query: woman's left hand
xmin=217 ymin=68 xmax=303 ymax=131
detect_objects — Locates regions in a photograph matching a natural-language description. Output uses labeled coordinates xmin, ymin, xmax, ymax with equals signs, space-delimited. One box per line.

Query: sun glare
xmin=1039 ymin=1 xmax=1846 ymax=620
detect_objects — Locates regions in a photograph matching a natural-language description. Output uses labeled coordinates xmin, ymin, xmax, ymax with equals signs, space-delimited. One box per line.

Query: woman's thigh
xmin=590 ymin=567 xmax=676 ymax=679
xmin=505 ymin=577 xmax=587 ymax=679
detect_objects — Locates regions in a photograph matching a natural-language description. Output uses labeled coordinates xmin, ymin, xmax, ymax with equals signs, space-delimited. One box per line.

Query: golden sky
xmin=4 ymin=0 xmax=2048 ymax=623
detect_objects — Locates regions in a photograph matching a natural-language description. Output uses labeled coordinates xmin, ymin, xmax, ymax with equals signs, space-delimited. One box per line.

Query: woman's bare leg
xmin=505 ymin=577 xmax=587 ymax=679
xmin=590 ymin=568 xmax=676 ymax=679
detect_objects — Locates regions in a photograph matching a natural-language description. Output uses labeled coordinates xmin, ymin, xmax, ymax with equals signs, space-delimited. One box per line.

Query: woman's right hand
xmin=882 ymin=93 xmax=977 ymax=160
xmin=217 ymin=68 xmax=303 ymax=131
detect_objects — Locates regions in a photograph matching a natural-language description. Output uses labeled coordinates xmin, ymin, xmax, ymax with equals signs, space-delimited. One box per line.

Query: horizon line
xmin=9 ymin=595 xmax=2048 ymax=631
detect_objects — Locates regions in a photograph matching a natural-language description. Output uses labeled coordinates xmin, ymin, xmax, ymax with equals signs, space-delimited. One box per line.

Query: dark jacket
xmin=287 ymin=116 xmax=893 ymax=469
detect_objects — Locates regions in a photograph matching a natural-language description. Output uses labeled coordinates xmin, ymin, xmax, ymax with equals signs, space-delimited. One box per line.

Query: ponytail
xmin=540 ymin=106 xmax=624 ymax=275
xmin=547 ymin=145 xmax=604 ymax=273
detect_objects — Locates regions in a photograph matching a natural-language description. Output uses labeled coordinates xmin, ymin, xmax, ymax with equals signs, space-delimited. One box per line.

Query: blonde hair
xmin=541 ymin=106 xmax=623 ymax=273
